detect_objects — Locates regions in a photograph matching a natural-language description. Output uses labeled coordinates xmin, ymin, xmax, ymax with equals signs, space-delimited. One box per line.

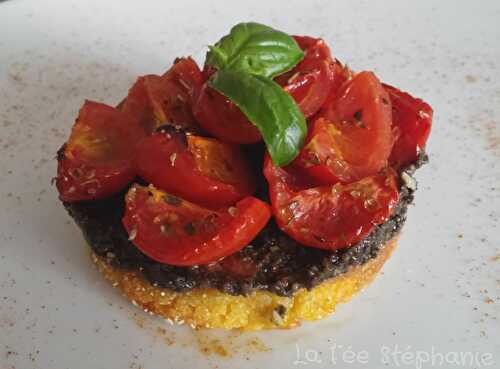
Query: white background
xmin=0 ymin=0 xmax=499 ymax=368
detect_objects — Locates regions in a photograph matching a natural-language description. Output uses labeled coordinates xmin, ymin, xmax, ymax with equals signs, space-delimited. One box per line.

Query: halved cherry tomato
xmin=122 ymin=184 xmax=271 ymax=266
xmin=192 ymin=82 xmax=262 ymax=144
xmin=263 ymin=155 xmax=399 ymax=250
xmin=275 ymin=36 xmax=334 ymax=118
xmin=135 ymin=127 xmax=256 ymax=208
xmin=294 ymin=71 xmax=394 ymax=185
xmin=122 ymin=57 xmax=204 ymax=134
xmin=56 ymin=100 xmax=145 ymax=202
xmin=384 ymin=84 xmax=433 ymax=168
xmin=321 ymin=60 xmax=352 ymax=108
xmin=193 ymin=36 xmax=335 ymax=144
xmin=220 ymin=254 xmax=257 ymax=278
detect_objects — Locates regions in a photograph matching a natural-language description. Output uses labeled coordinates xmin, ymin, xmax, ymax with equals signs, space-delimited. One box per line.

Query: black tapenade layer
xmin=63 ymin=155 xmax=427 ymax=297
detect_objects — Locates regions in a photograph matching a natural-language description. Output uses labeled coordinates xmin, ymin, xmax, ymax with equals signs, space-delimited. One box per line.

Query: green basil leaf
xmin=206 ymin=22 xmax=304 ymax=78
xmin=209 ymin=69 xmax=306 ymax=166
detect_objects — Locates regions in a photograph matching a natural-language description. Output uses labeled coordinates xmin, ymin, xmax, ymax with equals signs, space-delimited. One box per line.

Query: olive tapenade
xmin=64 ymin=155 xmax=426 ymax=297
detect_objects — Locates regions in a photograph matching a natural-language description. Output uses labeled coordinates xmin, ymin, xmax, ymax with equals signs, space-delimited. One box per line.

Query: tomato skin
xmin=220 ymin=254 xmax=257 ymax=278
xmin=193 ymin=36 xmax=336 ymax=143
xmin=122 ymin=57 xmax=204 ymax=134
xmin=264 ymin=155 xmax=399 ymax=250
xmin=275 ymin=36 xmax=334 ymax=118
xmin=192 ymin=82 xmax=262 ymax=144
xmin=294 ymin=36 xmax=333 ymax=60
xmin=384 ymin=84 xmax=433 ymax=168
xmin=122 ymin=185 xmax=271 ymax=266
xmin=321 ymin=60 xmax=352 ymax=109
xmin=295 ymin=71 xmax=394 ymax=185
xmin=164 ymin=57 xmax=205 ymax=98
xmin=135 ymin=128 xmax=256 ymax=208
xmin=57 ymin=154 xmax=135 ymax=202
xmin=56 ymin=101 xmax=145 ymax=202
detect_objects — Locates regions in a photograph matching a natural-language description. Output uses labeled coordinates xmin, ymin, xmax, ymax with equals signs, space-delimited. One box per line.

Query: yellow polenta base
xmin=92 ymin=238 xmax=397 ymax=331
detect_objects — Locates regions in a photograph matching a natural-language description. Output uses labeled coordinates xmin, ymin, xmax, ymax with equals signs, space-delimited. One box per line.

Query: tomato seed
xmin=160 ymin=224 xmax=171 ymax=234
xmin=228 ymin=207 xmax=238 ymax=217
xmin=363 ymin=198 xmax=378 ymax=210
xmin=350 ymin=190 xmax=361 ymax=198
xmin=128 ymin=227 xmax=137 ymax=241
xmin=169 ymin=152 xmax=177 ymax=166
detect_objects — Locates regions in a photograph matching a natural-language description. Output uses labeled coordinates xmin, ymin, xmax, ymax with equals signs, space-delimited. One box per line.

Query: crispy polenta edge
xmin=92 ymin=237 xmax=398 ymax=331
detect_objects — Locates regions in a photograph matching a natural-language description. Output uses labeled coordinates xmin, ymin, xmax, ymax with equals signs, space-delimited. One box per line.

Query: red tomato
xmin=322 ymin=60 xmax=352 ymax=108
xmin=56 ymin=101 xmax=145 ymax=202
xmin=192 ymin=82 xmax=262 ymax=144
xmin=135 ymin=127 xmax=256 ymax=208
xmin=275 ymin=36 xmax=334 ymax=118
xmin=220 ymin=254 xmax=257 ymax=278
xmin=384 ymin=84 xmax=433 ymax=168
xmin=294 ymin=36 xmax=333 ymax=60
xmin=122 ymin=185 xmax=271 ymax=266
xmin=263 ymin=155 xmax=399 ymax=250
xmin=122 ymin=57 xmax=204 ymax=134
xmin=193 ymin=36 xmax=336 ymax=143
xmin=294 ymin=71 xmax=394 ymax=185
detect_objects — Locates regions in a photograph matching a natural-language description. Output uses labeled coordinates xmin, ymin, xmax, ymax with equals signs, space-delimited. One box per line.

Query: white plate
xmin=1 ymin=0 xmax=499 ymax=368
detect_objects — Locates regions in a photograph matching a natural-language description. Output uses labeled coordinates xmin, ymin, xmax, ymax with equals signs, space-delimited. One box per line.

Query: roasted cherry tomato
xmin=321 ymin=60 xmax=352 ymax=108
xmin=275 ymin=36 xmax=334 ymax=118
xmin=220 ymin=254 xmax=257 ymax=278
xmin=192 ymin=82 xmax=262 ymax=144
xmin=193 ymin=36 xmax=335 ymax=144
xmin=56 ymin=100 xmax=145 ymax=202
xmin=264 ymin=155 xmax=399 ymax=250
xmin=384 ymin=84 xmax=433 ymax=168
xmin=122 ymin=57 xmax=204 ymax=134
xmin=135 ymin=127 xmax=256 ymax=208
xmin=294 ymin=71 xmax=394 ymax=184
xmin=122 ymin=184 xmax=271 ymax=266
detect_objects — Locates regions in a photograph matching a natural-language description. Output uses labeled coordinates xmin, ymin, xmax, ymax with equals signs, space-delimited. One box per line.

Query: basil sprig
xmin=210 ymin=70 xmax=306 ymax=166
xmin=206 ymin=22 xmax=304 ymax=78
xmin=206 ymin=22 xmax=307 ymax=166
